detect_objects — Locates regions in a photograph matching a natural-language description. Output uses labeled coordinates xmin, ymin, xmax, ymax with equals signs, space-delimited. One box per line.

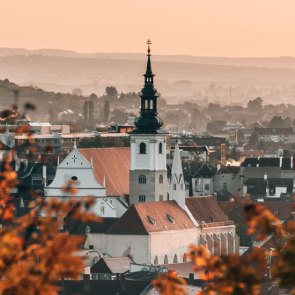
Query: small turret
xmin=169 ymin=141 xmax=186 ymax=209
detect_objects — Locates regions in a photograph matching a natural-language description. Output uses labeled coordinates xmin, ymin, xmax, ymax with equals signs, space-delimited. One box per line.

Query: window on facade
xmin=164 ymin=255 xmax=168 ymax=264
xmin=32 ymin=179 xmax=43 ymax=185
xmin=139 ymin=195 xmax=146 ymax=202
xmin=183 ymin=253 xmax=187 ymax=262
xmin=173 ymin=254 xmax=178 ymax=263
xmin=269 ymin=187 xmax=275 ymax=196
xmin=205 ymin=184 xmax=210 ymax=191
xmin=173 ymin=184 xmax=176 ymax=190
xmin=139 ymin=174 xmax=147 ymax=184
xmin=154 ymin=256 xmax=158 ymax=265
xmin=159 ymin=142 xmax=163 ymax=154
xmin=159 ymin=174 xmax=163 ymax=184
xmin=159 ymin=195 xmax=163 ymax=201
xmin=139 ymin=142 xmax=146 ymax=154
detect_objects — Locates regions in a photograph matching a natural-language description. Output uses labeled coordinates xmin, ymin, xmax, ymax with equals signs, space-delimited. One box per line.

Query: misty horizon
xmin=2 ymin=47 xmax=295 ymax=59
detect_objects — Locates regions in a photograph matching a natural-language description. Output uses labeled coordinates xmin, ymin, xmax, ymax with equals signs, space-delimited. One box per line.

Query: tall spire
xmin=169 ymin=141 xmax=186 ymax=209
xmin=131 ymin=40 xmax=164 ymax=134
xmin=145 ymin=39 xmax=154 ymax=78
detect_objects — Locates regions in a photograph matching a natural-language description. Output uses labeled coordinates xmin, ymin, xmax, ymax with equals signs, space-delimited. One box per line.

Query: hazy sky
xmin=1 ymin=0 xmax=295 ymax=57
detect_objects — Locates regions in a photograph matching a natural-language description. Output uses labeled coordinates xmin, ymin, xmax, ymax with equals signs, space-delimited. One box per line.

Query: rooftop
xmin=79 ymin=147 xmax=130 ymax=197
xmin=108 ymin=200 xmax=195 ymax=235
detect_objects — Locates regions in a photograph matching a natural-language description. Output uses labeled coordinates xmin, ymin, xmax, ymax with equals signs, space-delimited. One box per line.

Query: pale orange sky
xmin=1 ymin=0 xmax=295 ymax=57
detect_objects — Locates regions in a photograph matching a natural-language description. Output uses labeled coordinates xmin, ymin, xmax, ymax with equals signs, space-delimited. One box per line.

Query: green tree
xmin=103 ymin=100 xmax=110 ymax=123
xmin=268 ymin=116 xmax=289 ymax=128
xmin=247 ymin=97 xmax=263 ymax=112
xmin=105 ymin=86 xmax=118 ymax=100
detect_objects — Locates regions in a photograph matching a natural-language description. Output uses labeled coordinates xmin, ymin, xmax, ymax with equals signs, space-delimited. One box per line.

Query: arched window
xmin=139 ymin=142 xmax=146 ymax=154
xmin=159 ymin=142 xmax=163 ymax=154
xmin=183 ymin=253 xmax=187 ymax=262
xmin=159 ymin=174 xmax=163 ymax=184
xmin=139 ymin=174 xmax=146 ymax=184
xmin=154 ymin=256 xmax=158 ymax=265
xmin=164 ymin=254 xmax=168 ymax=264
xmin=173 ymin=254 xmax=178 ymax=263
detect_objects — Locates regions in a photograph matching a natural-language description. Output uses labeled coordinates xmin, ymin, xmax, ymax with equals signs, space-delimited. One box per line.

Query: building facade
xmin=129 ymin=41 xmax=168 ymax=205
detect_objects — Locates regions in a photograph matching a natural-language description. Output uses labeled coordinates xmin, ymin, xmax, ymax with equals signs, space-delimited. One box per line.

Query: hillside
xmin=0 ymin=49 xmax=295 ymax=104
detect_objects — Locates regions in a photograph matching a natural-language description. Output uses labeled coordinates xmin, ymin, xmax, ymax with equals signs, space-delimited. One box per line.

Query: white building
xmin=44 ymin=145 xmax=127 ymax=218
xmin=129 ymin=42 xmax=168 ymax=205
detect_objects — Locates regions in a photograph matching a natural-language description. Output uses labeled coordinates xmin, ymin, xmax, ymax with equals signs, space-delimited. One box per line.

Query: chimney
xmin=42 ymin=165 xmax=47 ymax=186
xmin=279 ymin=156 xmax=283 ymax=168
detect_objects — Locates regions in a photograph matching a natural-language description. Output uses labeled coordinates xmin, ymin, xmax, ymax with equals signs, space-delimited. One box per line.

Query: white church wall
xmin=130 ymin=134 xmax=166 ymax=171
xmin=86 ymin=234 xmax=150 ymax=264
xmin=150 ymin=228 xmax=199 ymax=265
xmin=200 ymin=225 xmax=237 ymax=254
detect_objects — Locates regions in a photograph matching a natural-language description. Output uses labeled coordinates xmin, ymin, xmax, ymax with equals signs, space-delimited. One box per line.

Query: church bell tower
xmin=129 ymin=40 xmax=168 ymax=205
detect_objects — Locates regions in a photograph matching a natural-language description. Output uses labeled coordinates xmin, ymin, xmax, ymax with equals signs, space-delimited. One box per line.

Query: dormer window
xmin=147 ymin=215 xmax=156 ymax=225
xmin=167 ymin=214 xmax=175 ymax=224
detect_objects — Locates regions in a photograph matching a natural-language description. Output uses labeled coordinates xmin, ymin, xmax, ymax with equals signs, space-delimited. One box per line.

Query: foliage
xmin=268 ymin=116 xmax=289 ymax=128
xmin=0 ymin=107 xmax=101 ymax=294
xmin=153 ymin=203 xmax=295 ymax=295
xmin=206 ymin=120 xmax=227 ymax=134
xmin=222 ymin=197 xmax=252 ymax=247
xmin=104 ymin=86 xmax=118 ymax=100
xmin=153 ymin=271 xmax=187 ymax=295
xmin=247 ymin=97 xmax=263 ymax=112
xmin=0 ymin=151 xmax=101 ymax=295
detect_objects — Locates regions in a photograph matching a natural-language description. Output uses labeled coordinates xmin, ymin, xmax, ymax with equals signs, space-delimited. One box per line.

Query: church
xmin=44 ymin=41 xmax=239 ymax=263
xmin=84 ymin=41 xmax=239 ymax=263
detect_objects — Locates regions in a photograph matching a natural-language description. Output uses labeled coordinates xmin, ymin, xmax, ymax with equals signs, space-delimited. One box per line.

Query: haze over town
xmin=0 ymin=1 xmax=295 ymax=295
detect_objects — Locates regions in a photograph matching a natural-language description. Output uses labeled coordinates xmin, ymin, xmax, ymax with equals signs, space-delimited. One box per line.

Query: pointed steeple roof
xmin=169 ymin=142 xmax=186 ymax=209
xmin=144 ymin=39 xmax=154 ymax=78
xmin=131 ymin=40 xmax=164 ymax=134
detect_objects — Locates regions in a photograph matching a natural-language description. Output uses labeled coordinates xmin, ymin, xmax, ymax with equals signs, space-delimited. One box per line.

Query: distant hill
xmin=1 ymin=48 xmax=295 ymax=105
xmin=0 ymin=79 xmax=86 ymax=122
xmin=1 ymin=48 xmax=295 ymax=68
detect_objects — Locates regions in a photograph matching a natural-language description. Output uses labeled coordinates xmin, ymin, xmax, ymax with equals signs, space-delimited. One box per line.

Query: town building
xmin=129 ymin=41 xmax=168 ymax=205
xmin=44 ymin=144 xmax=128 ymax=218
xmin=254 ymin=127 xmax=295 ymax=143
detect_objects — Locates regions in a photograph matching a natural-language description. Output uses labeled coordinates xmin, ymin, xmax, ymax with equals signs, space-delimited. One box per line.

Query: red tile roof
xmin=108 ymin=201 xmax=195 ymax=235
xmin=185 ymin=196 xmax=229 ymax=224
xmin=79 ymin=147 xmax=130 ymax=197
xmin=262 ymin=201 xmax=295 ymax=221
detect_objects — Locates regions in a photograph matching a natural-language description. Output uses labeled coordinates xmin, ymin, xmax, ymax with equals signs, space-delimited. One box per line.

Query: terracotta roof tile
xmin=108 ymin=201 xmax=195 ymax=234
xmin=185 ymin=196 xmax=229 ymax=223
xmin=261 ymin=201 xmax=295 ymax=221
xmin=79 ymin=147 xmax=130 ymax=197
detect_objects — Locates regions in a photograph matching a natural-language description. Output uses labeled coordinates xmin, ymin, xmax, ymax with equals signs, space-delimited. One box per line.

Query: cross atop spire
xmin=147 ymin=39 xmax=152 ymax=55
xmin=131 ymin=41 xmax=164 ymax=134
xmin=145 ymin=39 xmax=154 ymax=79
